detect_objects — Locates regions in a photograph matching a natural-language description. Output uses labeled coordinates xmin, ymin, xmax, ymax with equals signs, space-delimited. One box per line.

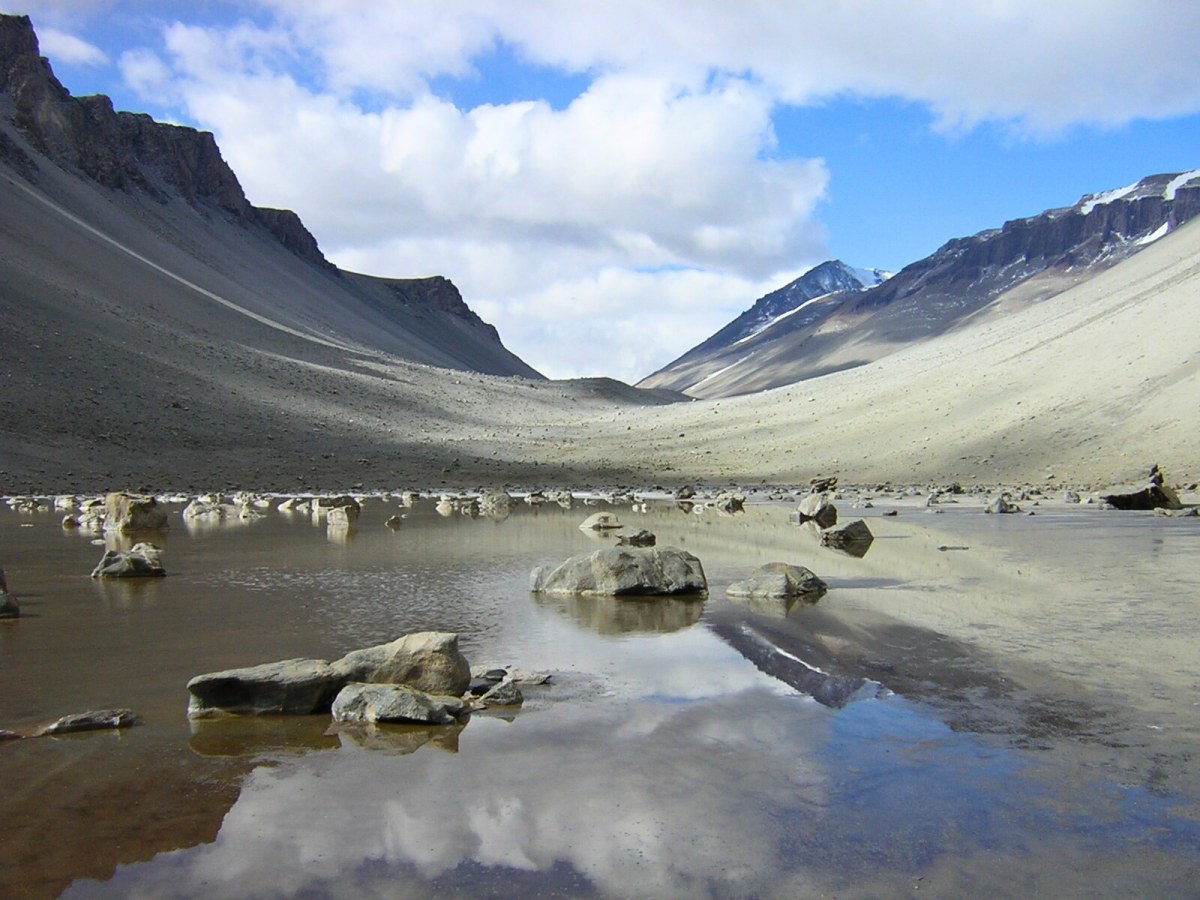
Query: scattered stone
xmin=616 ymin=528 xmax=656 ymax=547
xmin=1063 ymin=490 xmax=1082 ymax=504
xmin=674 ymin=485 xmax=697 ymax=500
xmin=331 ymin=632 xmax=471 ymax=697
xmin=182 ymin=498 xmax=228 ymax=520
xmin=726 ymin=563 xmax=827 ymax=602
xmin=820 ymin=519 xmax=874 ymax=556
xmin=883 ymin=510 xmax=899 ymax=517
xmin=937 ymin=545 xmax=970 ymax=551
xmin=795 ymin=493 xmax=837 ymax=528
xmin=187 ymin=658 xmax=343 ymax=718
xmin=104 ymin=492 xmax=169 ymax=533
xmin=330 ymin=683 xmax=464 ymax=726
xmin=40 ymin=708 xmax=138 ymax=735
xmin=810 ymin=476 xmax=838 ymax=493
xmin=985 ymin=493 xmax=1021 ymax=514
xmin=579 ymin=512 xmax=622 ymax=531
xmin=531 ymin=546 xmax=708 ymax=596
xmin=90 ymin=542 xmax=165 ymax=578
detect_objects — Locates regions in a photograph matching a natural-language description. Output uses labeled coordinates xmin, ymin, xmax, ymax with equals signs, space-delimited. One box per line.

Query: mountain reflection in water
xmin=1 ymin=497 xmax=1198 ymax=898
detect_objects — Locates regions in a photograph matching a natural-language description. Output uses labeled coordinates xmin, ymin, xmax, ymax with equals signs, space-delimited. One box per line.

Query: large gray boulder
xmin=105 ymin=492 xmax=169 ymax=533
xmin=90 ymin=542 xmax=166 ymax=578
xmin=331 ymin=683 xmax=464 ymax=726
xmin=330 ymin=632 xmax=471 ymax=697
xmin=187 ymin=659 xmax=343 ymax=718
xmin=530 ymin=546 xmax=707 ymax=596
xmin=985 ymin=493 xmax=1021 ymax=514
xmin=1101 ymin=466 xmax=1183 ymax=511
xmin=726 ymin=563 xmax=827 ymax=602
xmin=579 ymin=512 xmax=622 ymax=531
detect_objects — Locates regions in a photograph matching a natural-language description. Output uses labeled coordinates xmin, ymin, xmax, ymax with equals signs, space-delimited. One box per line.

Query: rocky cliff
xmin=0 ymin=13 xmax=330 ymax=270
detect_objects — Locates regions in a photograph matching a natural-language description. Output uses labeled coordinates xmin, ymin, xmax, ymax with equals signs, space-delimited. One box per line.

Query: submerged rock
xmin=616 ymin=528 xmax=656 ymax=547
xmin=40 ymin=708 xmax=138 ymax=735
xmin=726 ymin=563 xmax=827 ymax=602
xmin=531 ymin=546 xmax=707 ymax=596
xmin=187 ymin=658 xmax=343 ymax=718
xmin=331 ymin=632 xmax=471 ymax=697
xmin=90 ymin=542 xmax=165 ymax=578
xmin=478 ymin=679 xmax=523 ymax=707
xmin=331 ymin=683 xmax=464 ymax=725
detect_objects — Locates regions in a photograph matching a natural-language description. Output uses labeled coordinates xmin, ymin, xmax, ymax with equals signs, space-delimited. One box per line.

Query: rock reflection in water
xmin=533 ymin=591 xmax=704 ymax=635
xmin=189 ymin=715 xmax=340 ymax=758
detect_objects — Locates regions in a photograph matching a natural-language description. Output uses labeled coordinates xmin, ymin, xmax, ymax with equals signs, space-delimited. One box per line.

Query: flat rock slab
xmin=331 ymin=683 xmax=464 ymax=725
xmin=531 ymin=546 xmax=707 ymax=596
xmin=40 ymin=708 xmax=138 ymax=735
xmin=187 ymin=658 xmax=343 ymax=718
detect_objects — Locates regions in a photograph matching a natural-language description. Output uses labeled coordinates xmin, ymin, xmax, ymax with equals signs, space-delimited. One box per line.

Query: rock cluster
xmin=186 ymin=631 xmax=471 ymax=721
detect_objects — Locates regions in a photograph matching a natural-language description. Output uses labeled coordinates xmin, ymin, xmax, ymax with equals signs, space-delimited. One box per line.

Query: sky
xmin=6 ymin=1 xmax=1200 ymax=382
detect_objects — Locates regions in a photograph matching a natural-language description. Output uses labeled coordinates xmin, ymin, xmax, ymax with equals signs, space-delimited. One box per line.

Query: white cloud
xmin=89 ymin=2 xmax=1200 ymax=380
xmin=37 ymin=25 xmax=107 ymax=65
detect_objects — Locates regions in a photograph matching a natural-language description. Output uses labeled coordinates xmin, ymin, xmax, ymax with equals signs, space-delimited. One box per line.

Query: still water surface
xmin=1 ymin=496 xmax=1198 ymax=897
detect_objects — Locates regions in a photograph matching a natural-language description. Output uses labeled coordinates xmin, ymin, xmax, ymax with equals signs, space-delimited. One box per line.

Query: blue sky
xmin=8 ymin=2 xmax=1200 ymax=381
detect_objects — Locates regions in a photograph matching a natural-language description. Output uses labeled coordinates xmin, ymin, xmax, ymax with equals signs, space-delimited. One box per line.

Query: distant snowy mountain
xmin=638 ymin=260 xmax=888 ymax=395
xmin=640 ymin=171 xmax=1200 ymax=398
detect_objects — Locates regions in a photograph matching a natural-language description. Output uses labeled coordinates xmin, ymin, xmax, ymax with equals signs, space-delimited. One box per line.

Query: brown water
xmin=1 ymin=496 xmax=1198 ymax=898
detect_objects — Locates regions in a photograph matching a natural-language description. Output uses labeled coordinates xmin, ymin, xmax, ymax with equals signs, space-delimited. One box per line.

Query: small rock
xmin=820 ymin=519 xmax=874 ymax=557
xmin=579 ymin=512 xmax=622 ymax=531
xmin=795 ymin=493 xmax=837 ymax=528
xmin=616 ymin=529 xmax=656 ymax=547
xmin=91 ymin=542 xmax=165 ymax=578
xmin=985 ymin=493 xmax=1021 ymax=514
xmin=384 ymin=515 xmax=403 ymax=529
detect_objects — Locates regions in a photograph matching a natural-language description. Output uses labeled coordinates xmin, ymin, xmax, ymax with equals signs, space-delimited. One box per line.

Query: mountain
xmin=638 ymin=260 xmax=887 ymax=396
xmin=640 ymin=171 xmax=1200 ymax=398
xmin=0 ymin=14 xmax=539 ymax=381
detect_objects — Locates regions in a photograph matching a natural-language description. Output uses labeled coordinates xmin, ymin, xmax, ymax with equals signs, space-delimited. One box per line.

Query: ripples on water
xmin=2 ymin=496 xmax=1199 ymax=898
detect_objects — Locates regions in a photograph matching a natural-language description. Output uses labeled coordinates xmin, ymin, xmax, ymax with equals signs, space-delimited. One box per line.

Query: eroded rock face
xmin=330 ymin=632 xmax=471 ymax=697
xmin=90 ymin=542 xmax=165 ymax=578
xmin=530 ymin=546 xmax=708 ymax=597
xmin=330 ymin=683 xmax=464 ymax=726
xmin=187 ymin=659 xmax=343 ymax=719
xmin=726 ymin=563 xmax=827 ymax=602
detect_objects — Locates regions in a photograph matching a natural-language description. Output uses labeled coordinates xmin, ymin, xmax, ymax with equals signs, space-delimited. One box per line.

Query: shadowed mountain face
xmin=640 ymin=171 xmax=1200 ymax=398
xmin=0 ymin=14 xmax=538 ymax=382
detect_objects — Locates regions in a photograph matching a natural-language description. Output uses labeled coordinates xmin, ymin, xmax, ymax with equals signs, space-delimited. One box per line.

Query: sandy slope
xmin=2 ymin=152 xmax=1198 ymax=493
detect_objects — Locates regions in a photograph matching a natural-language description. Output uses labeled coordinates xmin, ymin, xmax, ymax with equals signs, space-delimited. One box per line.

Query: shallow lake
xmin=2 ymin=493 xmax=1198 ymax=898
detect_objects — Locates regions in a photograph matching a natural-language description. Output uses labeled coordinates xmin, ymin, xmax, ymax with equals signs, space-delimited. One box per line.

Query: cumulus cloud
xmin=68 ymin=2 xmax=1200 ymax=379
xmin=37 ymin=25 xmax=107 ymax=65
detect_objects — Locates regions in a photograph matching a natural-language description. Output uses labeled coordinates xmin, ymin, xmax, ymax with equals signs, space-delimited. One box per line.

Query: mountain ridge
xmin=640 ymin=170 xmax=1200 ymax=398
